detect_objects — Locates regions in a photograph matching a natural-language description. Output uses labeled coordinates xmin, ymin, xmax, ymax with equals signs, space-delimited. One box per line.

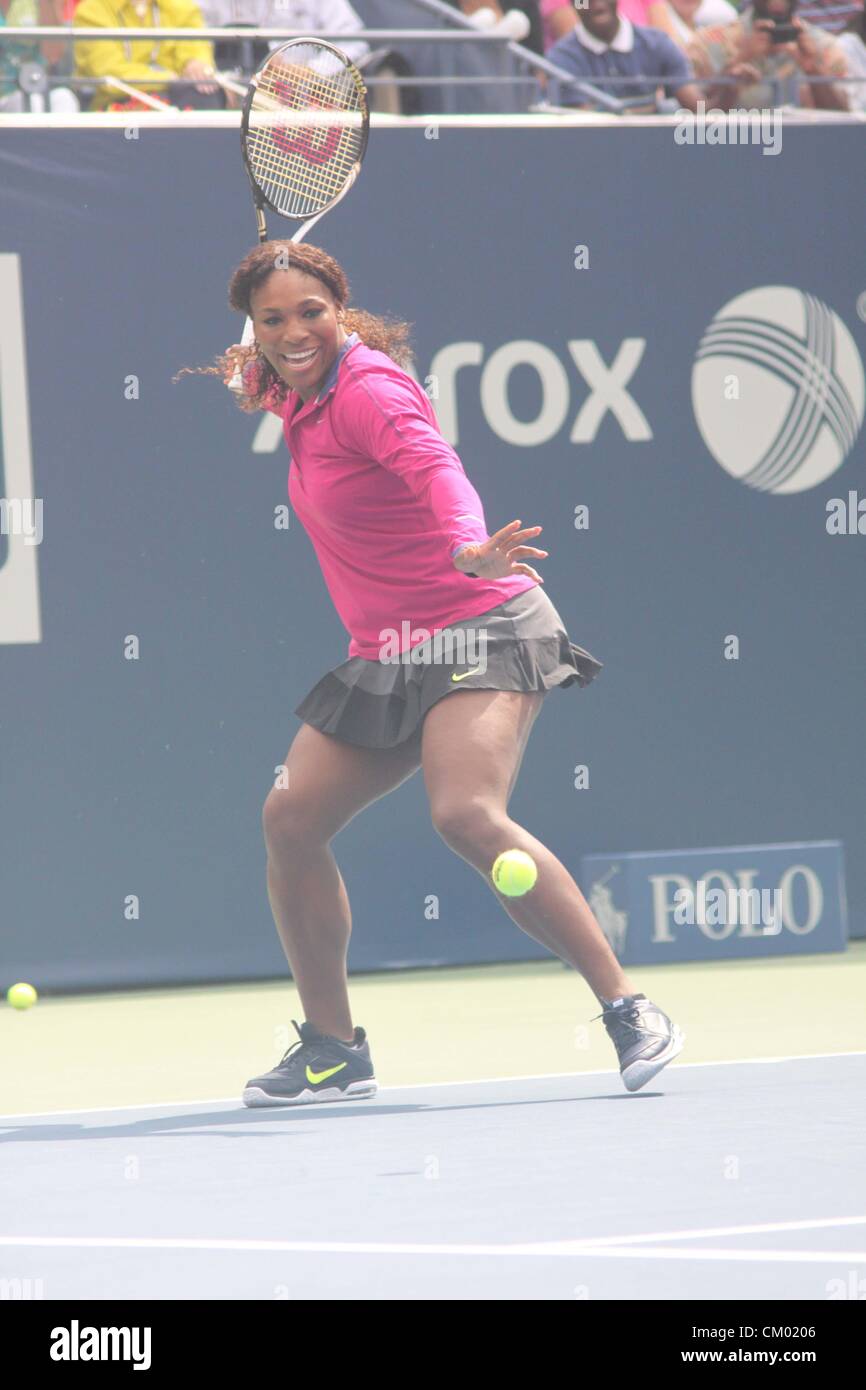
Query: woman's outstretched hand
xmin=452 ymin=519 xmax=548 ymax=583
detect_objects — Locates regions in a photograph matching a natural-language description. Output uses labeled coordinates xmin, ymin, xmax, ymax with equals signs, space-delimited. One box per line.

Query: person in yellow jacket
xmin=73 ymin=0 xmax=222 ymax=109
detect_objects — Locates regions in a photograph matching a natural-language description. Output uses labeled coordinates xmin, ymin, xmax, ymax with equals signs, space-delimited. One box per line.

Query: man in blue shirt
xmin=546 ymin=0 xmax=702 ymax=110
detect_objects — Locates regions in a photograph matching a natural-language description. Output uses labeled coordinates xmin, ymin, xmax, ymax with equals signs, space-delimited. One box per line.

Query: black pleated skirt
xmin=294 ymin=583 xmax=603 ymax=749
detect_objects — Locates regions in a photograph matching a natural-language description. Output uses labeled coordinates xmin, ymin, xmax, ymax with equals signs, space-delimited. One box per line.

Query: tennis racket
xmin=228 ymin=39 xmax=370 ymax=393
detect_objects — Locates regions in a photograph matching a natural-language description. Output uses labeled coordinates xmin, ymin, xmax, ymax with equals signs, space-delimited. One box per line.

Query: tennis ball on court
xmin=491 ymin=850 xmax=537 ymax=897
xmin=7 ymin=982 xmax=38 ymax=1011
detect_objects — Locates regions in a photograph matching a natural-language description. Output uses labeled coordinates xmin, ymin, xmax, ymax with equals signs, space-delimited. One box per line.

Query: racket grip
xmin=227 ymin=316 xmax=257 ymax=394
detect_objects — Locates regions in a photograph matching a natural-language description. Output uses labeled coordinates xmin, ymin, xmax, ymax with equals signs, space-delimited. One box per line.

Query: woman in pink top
xmin=185 ymin=241 xmax=683 ymax=1105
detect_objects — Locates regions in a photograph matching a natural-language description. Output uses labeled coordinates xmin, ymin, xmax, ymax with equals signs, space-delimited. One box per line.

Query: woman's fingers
xmin=462 ymin=523 xmax=548 ymax=580
xmin=492 ymin=520 xmax=543 ymax=543
xmin=490 ymin=519 xmax=524 ymax=541
xmin=506 ymin=545 xmax=548 ymax=560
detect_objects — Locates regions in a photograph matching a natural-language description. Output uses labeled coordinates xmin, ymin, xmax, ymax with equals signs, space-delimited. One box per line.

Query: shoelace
xmin=592 ymin=1002 xmax=638 ymax=1042
xmin=277 ymin=1019 xmax=358 ymax=1067
xmin=277 ymin=1019 xmax=322 ymax=1067
xmin=593 ymin=1002 xmax=669 ymax=1048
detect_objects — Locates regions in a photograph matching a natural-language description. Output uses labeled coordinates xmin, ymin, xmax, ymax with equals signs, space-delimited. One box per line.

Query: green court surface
xmin=2 ymin=945 xmax=864 ymax=1116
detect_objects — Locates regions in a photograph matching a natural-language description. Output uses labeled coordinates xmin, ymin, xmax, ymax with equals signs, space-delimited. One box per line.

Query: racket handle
xmin=227 ymin=316 xmax=257 ymax=394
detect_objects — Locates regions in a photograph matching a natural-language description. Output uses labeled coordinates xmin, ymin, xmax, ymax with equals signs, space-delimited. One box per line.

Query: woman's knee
xmin=430 ymin=796 xmax=503 ymax=851
xmin=262 ymin=788 xmax=329 ymax=855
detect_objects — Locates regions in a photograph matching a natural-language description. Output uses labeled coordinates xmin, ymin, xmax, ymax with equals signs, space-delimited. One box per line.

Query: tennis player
xmin=196 ymin=241 xmax=684 ymax=1104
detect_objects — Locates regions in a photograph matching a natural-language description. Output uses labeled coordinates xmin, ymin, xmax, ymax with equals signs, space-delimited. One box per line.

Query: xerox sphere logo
xmin=692 ymin=287 xmax=865 ymax=494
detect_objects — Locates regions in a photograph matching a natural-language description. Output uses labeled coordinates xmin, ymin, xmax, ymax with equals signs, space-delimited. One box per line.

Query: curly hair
xmin=173 ymin=242 xmax=414 ymax=414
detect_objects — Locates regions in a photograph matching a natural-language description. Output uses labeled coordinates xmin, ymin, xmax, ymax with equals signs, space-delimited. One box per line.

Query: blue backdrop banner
xmin=0 ymin=120 xmax=863 ymax=989
xmin=580 ymin=840 xmax=848 ymax=966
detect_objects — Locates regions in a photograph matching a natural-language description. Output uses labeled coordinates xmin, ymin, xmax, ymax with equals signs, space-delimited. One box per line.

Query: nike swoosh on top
xmin=306 ymin=1062 xmax=349 ymax=1084
xmin=451 ymin=667 xmax=483 ymax=682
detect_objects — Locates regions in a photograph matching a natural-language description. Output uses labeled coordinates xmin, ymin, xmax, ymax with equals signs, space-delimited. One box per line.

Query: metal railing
xmin=0 ymin=22 xmax=628 ymax=114
xmin=0 ymin=26 xmax=517 ymax=42
xmin=1 ymin=19 xmax=863 ymax=117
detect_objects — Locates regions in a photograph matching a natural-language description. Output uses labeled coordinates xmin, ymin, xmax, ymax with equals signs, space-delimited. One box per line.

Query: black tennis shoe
xmin=597 ymin=994 xmax=684 ymax=1092
xmin=242 ymin=1019 xmax=377 ymax=1108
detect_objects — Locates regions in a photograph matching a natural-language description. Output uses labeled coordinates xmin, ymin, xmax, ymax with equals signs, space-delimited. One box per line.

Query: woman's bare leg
xmin=420 ymin=689 xmax=635 ymax=1002
xmin=262 ymin=724 xmax=422 ymax=1040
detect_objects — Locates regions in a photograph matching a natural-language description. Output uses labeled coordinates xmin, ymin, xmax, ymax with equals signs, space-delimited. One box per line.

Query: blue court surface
xmin=1 ymin=1053 xmax=864 ymax=1301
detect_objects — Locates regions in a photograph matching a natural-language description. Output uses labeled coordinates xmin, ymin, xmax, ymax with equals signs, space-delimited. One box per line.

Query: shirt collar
xmin=315 ymin=330 xmax=360 ymax=403
xmin=575 ymin=16 xmax=634 ymax=54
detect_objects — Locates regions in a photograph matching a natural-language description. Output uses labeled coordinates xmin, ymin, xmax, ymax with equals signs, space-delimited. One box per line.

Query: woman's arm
xmin=336 ymin=371 xmax=550 ymax=583
xmin=336 ymin=370 xmax=494 ymax=561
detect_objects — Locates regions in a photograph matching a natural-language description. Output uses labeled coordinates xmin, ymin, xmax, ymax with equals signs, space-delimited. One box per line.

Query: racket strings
xmin=245 ymin=50 xmax=366 ymax=220
xmin=259 ymin=57 xmax=359 ymax=113
xmin=246 ymin=132 xmax=355 ymax=214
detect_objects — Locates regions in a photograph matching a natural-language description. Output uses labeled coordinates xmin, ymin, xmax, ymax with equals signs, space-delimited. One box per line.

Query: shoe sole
xmin=620 ymin=1026 xmax=685 ymax=1093
xmin=242 ymin=1079 xmax=378 ymax=1108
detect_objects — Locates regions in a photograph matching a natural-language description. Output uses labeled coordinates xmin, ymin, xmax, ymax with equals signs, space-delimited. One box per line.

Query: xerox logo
xmin=252 ymin=288 xmax=864 ymax=496
xmin=423 ymin=339 xmax=652 ymax=448
xmin=418 ymin=288 xmax=865 ymax=486
xmin=692 ymin=287 xmax=865 ymax=494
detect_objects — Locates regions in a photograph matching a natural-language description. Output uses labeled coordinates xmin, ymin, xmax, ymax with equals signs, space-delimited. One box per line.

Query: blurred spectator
xmin=546 ymin=0 xmax=702 ymax=106
xmin=687 ymin=0 xmax=850 ymax=108
xmin=442 ymin=1 xmax=545 ymax=54
xmin=0 ymin=0 xmax=80 ymax=108
xmin=501 ymin=0 xmax=545 ymax=53
xmin=539 ymin=0 xmax=711 ymax=52
xmin=540 ymin=0 xmax=577 ymax=50
xmin=617 ymin=0 xmax=680 ymax=28
xmin=663 ymin=0 xmax=738 ymax=47
xmin=607 ymin=0 xmax=694 ymax=42
xmin=196 ymin=0 xmax=369 ymax=74
xmin=695 ymin=0 xmax=741 ymax=17
xmin=73 ymin=0 xmax=225 ymax=109
xmin=797 ymin=0 xmax=863 ymax=36
xmin=838 ymin=2 xmax=866 ymax=104
xmin=196 ymin=0 xmax=268 ymax=73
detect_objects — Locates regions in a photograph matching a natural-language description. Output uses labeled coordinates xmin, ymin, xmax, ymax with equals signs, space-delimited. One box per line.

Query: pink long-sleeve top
xmin=255 ymin=333 xmax=537 ymax=660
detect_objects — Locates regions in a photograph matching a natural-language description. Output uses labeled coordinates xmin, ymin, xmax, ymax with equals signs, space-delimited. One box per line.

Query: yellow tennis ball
xmin=491 ymin=849 xmax=538 ymax=897
xmin=7 ymin=982 xmax=38 ymax=1011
